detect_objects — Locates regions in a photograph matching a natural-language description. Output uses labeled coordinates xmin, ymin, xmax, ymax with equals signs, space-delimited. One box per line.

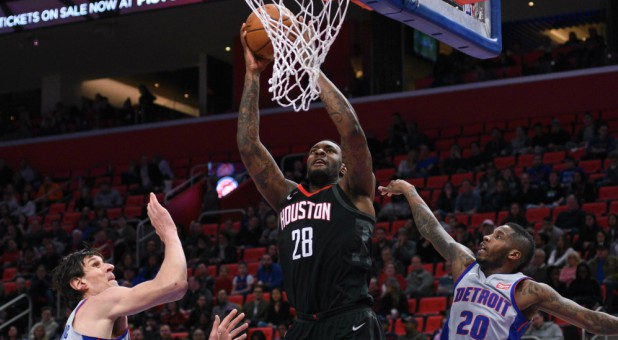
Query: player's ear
xmin=340 ymin=162 xmax=347 ymax=177
xmin=507 ymin=249 xmax=522 ymax=262
xmin=70 ymin=277 xmax=87 ymax=292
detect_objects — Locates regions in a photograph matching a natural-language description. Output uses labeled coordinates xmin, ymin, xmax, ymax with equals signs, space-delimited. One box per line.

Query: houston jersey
xmin=61 ymin=299 xmax=131 ymax=340
xmin=441 ymin=262 xmax=530 ymax=340
xmin=278 ymin=184 xmax=375 ymax=314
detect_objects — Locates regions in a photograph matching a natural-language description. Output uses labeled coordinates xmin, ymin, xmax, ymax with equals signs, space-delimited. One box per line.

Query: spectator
xmin=16 ymin=190 xmax=35 ymax=217
xmin=231 ymin=262 xmax=255 ymax=296
xmin=586 ymin=124 xmax=615 ymax=160
xmin=415 ymin=144 xmax=438 ymax=177
xmin=523 ymin=249 xmax=548 ymax=283
xmin=435 ymin=261 xmax=454 ymax=297
xmin=237 ymin=216 xmax=262 ymax=247
xmin=454 ymin=180 xmax=481 ymax=214
xmin=397 ymin=316 xmax=427 ymax=340
xmin=405 ymin=256 xmax=434 ymax=299
xmin=484 ymin=128 xmax=510 ymax=158
xmin=442 ymin=145 xmax=466 ymax=174
xmin=154 ymin=324 xmax=173 ymax=340
xmin=28 ymin=306 xmax=58 ymax=340
xmin=546 ymin=265 xmax=568 ymax=296
xmin=602 ymin=151 xmax=618 ymax=186
xmin=121 ymin=161 xmax=141 ymax=187
xmin=540 ymin=171 xmax=566 ymax=207
xmin=374 ymin=247 xmax=405 ymax=279
xmin=531 ymin=123 xmax=550 ymax=153
xmin=559 ymin=251 xmax=581 ymax=287
xmin=193 ymin=262 xmax=215 ymax=293
xmin=214 ymin=266 xmax=233 ymax=295
xmin=527 ymin=154 xmax=552 ymax=187
xmin=36 ymin=176 xmax=63 ymax=203
xmin=30 ymin=324 xmax=48 ymax=340
xmin=510 ymin=126 xmax=530 ymax=155
xmin=138 ymin=155 xmax=164 ymax=193
xmin=576 ymin=214 xmax=602 ymax=256
xmin=242 ymin=285 xmax=268 ymax=327
xmin=588 ymin=243 xmax=618 ymax=312
xmin=372 ymin=227 xmax=391 ymax=260
xmin=19 ymin=159 xmax=37 ymax=185
xmin=577 ymin=112 xmax=598 ymax=145
xmin=211 ymin=289 xmax=239 ymax=321
xmin=396 ymin=150 xmax=419 ymax=179
xmin=209 ymin=233 xmax=237 ymax=265
xmin=135 ymin=254 xmax=160 ymax=285
xmin=481 ymin=178 xmax=511 ymax=212
xmin=540 ymin=217 xmax=564 ymax=247
xmin=379 ymin=277 xmax=409 ymax=319
xmin=384 ymin=112 xmax=408 ymax=157
xmin=546 ymin=119 xmax=571 ymax=150
xmin=259 ymin=215 xmax=278 ymax=246
xmin=523 ymin=310 xmax=564 ymax=340
xmin=191 ymin=328 xmax=207 ymax=340
xmin=478 ymin=163 xmax=499 ymax=198
xmin=501 ymin=168 xmax=521 ymax=197
xmin=185 ymin=295 xmax=212 ymax=332
xmin=73 ymin=187 xmax=94 ymax=212
xmin=392 ymin=228 xmax=417 ymax=268
xmin=501 ymin=202 xmax=528 ymax=227
xmin=160 ymin=301 xmax=187 ymax=332
xmin=256 ymin=254 xmax=283 ymax=291
xmin=180 ymin=276 xmax=212 ymax=315
xmin=406 ymin=122 xmax=431 ymax=151
xmin=93 ymin=181 xmax=122 ymax=209
xmin=516 ymin=173 xmax=543 ymax=208
xmin=569 ymin=171 xmax=595 ymax=203
xmin=465 ymin=142 xmax=488 ymax=172
xmin=435 ymin=182 xmax=456 ymax=215
xmin=378 ymin=315 xmax=398 ymax=340
xmin=379 ymin=193 xmax=412 ymax=221
xmin=379 ymin=262 xmax=407 ymax=292
xmin=264 ymin=287 xmax=291 ymax=326
xmin=566 ymin=262 xmax=603 ymax=310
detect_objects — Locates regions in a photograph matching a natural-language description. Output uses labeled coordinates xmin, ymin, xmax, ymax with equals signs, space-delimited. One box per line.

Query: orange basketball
xmin=244 ymin=4 xmax=293 ymax=60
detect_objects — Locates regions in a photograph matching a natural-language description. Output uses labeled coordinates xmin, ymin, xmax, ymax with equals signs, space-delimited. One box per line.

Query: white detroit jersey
xmin=441 ymin=262 xmax=530 ymax=340
xmin=61 ymin=299 xmax=131 ymax=340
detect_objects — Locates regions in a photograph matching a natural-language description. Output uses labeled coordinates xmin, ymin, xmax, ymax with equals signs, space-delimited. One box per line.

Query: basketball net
xmin=244 ymin=0 xmax=350 ymax=111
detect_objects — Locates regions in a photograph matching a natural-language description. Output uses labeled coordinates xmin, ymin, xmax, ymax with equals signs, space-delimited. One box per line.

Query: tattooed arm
xmin=516 ymin=279 xmax=618 ymax=334
xmin=378 ymin=180 xmax=475 ymax=281
xmin=237 ymin=25 xmax=296 ymax=209
xmin=318 ymin=73 xmax=375 ymax=209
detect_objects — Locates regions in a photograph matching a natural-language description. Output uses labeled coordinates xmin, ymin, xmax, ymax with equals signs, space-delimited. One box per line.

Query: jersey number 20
xmin=456 ymin=311 xmax=489 ymax=340
xmin=292 ymin=227 xmax=313 ymax=260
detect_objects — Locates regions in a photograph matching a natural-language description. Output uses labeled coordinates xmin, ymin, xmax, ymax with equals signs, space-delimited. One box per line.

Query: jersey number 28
xmin=292 ymin=227 xmax=313 ymax=260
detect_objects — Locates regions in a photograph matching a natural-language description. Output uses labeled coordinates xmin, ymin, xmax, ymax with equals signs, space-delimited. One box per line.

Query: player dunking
xmin=378 ymin=179 xmax=618 ymax=339
xmin=238 ymin=24 xmax=384 ymax=339
xmin=52 ymin=193 xmax=248 ymax=340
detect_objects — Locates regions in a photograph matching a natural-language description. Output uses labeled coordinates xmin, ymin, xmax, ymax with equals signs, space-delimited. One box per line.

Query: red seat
xmin=451 ymin=173 xmax=474 ymax=187
xmin=454 ymin=213 xmax=470 ymax=226
xmin=424 ymin=315 xmax=444 ymax=333
xmin=543 ymin=151 xmax=566 ymax=165
xmin=207 ymin=265 xmax=218 ymax=277
xmin=2 ymin=267 xmax=17 ymax=282
xmin=221 ymin=263 xmax=239 ymax=277
xmin=391 ymin=220 xmax=408 ymax=236
xmin=228 ymin=294 xmax=244 ymax=307
xmin=3 ymin=282 xmax=16 ymax=294
xmin=106 ymin=208 xmax=123 ymax=220
xmin=435 ymin=138 xmax=456 ymax=151
xmin=494 ymin=156 xmax=515 ymax=170
xmin=485 ymin=121 xmax=506 ymax=132
xmin=457 ymin=136 xmax=479 ymax=148
xmin=394 ymin=317 xmax=424 ymax=336
xmin=434 ymin=262 xmax=447 ymax=278
xmin=62 ymin=212 xmax=81 ymax=226
xmin=421 ymin=263 xmax=434 ymax=274
xmin=517 ymin=154 xmax=535 ymax=168
xmin=441 ymin=127 xmax=461 ymax=138
xmin=610 ymin=201 xmax=618 ymax=214
xmin=44 ymin=213 xmax=62 ymax=224
xmin=460 ymin=124 xmax=483 ymax=136
xmin=171 ymin=332 xmax=188 ymax=340
xmin=552 ymin=206 xmax=569 ymax=222
xmin=247 ymin=262 xmax=260 ymax=276
xmin=582 ymin=202 xmax=607 ymax=216
xmin=579 ymin=160 xmax=602 ymax=174
xmin=417 ymin=296 xmax=448 ymax=315
xmin=49 ymin=203 xmax=67 ymax=214
xmin=405 ymin=178 xmax=424 ymax=188
xmin=246 ymin=292 xmax=271 ymax=304
xmin=375 ymin=168 xmax=395 ymax=182
xmin=526 ymin=207 xmax=551 ymax=223
xmin=126 ymin=195 xmax=146 ymax=207
xmin=408 ymin=298 xmax=417 ymax=314
xmin=202 ymin=223 xmax=219 ymax=238
xmin=507 ymin=118 xmax=529 ymax=131
xmin=496 ymin=211 xmax=509 ymax=224
xmin=599 ymin=186 xmax=618 ymax=201
xmin=247 ymin=327 xmax=274 ymax=340
xmin=426 ymin=175 xmax=449 ymax=190
xmin=124 ymin=206 xmax=142 ymax=218
xmin=244 ymin=247 xmax=267 ymax=262
xmin=470 ymin=213 xmax=496 ymax=227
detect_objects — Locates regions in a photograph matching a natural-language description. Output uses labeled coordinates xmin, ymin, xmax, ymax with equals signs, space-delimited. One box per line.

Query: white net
xmin=244 ymin=0 xmax=350 ymax=111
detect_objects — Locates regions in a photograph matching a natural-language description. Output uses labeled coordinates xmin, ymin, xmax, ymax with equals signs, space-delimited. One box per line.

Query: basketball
xmin=244 ymin=4 xmax=293 ymax=60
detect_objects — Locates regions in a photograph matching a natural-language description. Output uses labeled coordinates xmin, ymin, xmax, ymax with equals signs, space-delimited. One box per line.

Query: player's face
xmin=306 ymin=141 xmax=344 ymax=186
xmin=79 ymin=255 xmax=118 ymax=295
xmin=476 ymin=226 xmax=513 ymax=269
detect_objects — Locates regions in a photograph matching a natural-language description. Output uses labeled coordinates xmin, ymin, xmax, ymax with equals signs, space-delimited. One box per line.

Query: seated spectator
xmin=516 ymin=173 xmax=543 ymax=208
xmin=523 ymin=249 xmax=548 ymax=283
xmin=546 ymin=265 xmax=568 ymax=296
xmin=484 ymin=128 xmax=510 ymax=158
xmin=527 ymin=154 xmax=551 ymax=187
xmin=559 ymin=251 xmax=582 ymax=287
xmin=372 ymin=227 xmax=391 ymax=260
xmin=523 ymin=310 xmax=564 ymax=340
xmin=566 ymin=262 xmax=603 ymax=310
xmin=540 ymin=171 xmax=567 ymax=207
xmin=185 ymin=294 xmax=212 ymax=331
xmin=569 ymin=171 xmax=596 ymax=203
xmin=442 ymin=145 xmax=466 ymax=174
xmin=415 ymin=144 xmax=438 ymax=177
xmin=397 ymin=316 xmax=427 ymax=340
xmin=374 ymin=247 xmax=406 ymax=278
xmin=36 ymin=176 xmax=63 ymax=203
xmin=435 ymin=261 xmax=454 ymax=297
xmin=264 ymin=287 xmax=291 ymax=327
xmin=478 ymin=163 xmax=499 ymax=198
xmin=160 ymin=301 xmax=187 ymax=332
xmin=405 ymin=256 xmax=434 ymax=299
xmin=135 ymin=254 xmax=160 ymax=285
xmin=16 ymin=190 xmax=35 ymax=217
xmin=501 ymin=202 xmax=529 ymax=227
xmin=378 ymin=315 xmax=398 ymax=340
xmin=576 ymin=214 xmax=602 ymax=256
xmin=181 ymin=276 xmax=212 ymax=315
xmin=531 ymin=123 xmax=550 ymax=153
xmin=212 ymin=289 xmax=240 ymax=321
xmin=540 ymin=217 xmax=564 ymax=248
xmin=534 ymin=233 xmax=553 ymax=261
xmin=379 ymin=194 xmax=412 ymax=221
xmin=259 ymin=215 xmax=278 ymax=246
xmin=28 ymin=306 xmax=58 ymax=340
xmin=602 ymin=151 xmax=618 ymax=186
xmin=30 ymin=323 xmax=48 ymax=340
xmin=231 ymin=262 xmax=255 ymax=296
xmin=209 ymin=233 xmax=237 ymax=265
xmin=586 ymin=124 xmax=615 ymax=160
xmin=436 ymin=182 xmax=456 ymax=215
xmin=465 ymin=142 xmax=488 ymax=172
xmin=379 ymin=277 xmax=409 ymax=319
xmin=555 ymin=194 xmax=586 ymax=234
xmin=396 ymin=149 xmax=419 ymax=179
xmin=93 ymin=181 xmax=122 ymax=209
xmin=392 ymin=228 xmax=417 ymax=268
xmin=74 ymin=186 xmax=94 ymax=212
xmin=379 ymin=262 xmax=407 ymax=292
xmin=481 ymin=178 xmax=511 ymax=212
xmin=256 ymin=254 xmax=283 ymax=292
xmin=577 ymin=112 xmax=598 ymax=145
xmin=454 ymin=180 xmax=481 ymax=214
xmin=588 ymin=243 xmax=618 ymax=312
xmin=510 ymin=126 xmax=530 ymax=155
xmin=237 ymin=216 xmax=262 ymax=247
xmin=214 ymin=265 xmax=233 ymax=294
xmin=501 ymin=168 xmax=521 ymax=197
xmin=242 ymin=285 xmax=268 ymax=327
xmin=546 ymin=119 xmax=572 ymax=150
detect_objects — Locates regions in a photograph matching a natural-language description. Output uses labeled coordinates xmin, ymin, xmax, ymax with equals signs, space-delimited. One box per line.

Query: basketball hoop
xmin=244 ymin=0 xmax=350 ymax=111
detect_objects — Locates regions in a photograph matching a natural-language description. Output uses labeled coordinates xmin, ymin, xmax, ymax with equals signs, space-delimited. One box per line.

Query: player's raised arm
xmin=318 ymin=72 xmax=375 ymax=200
xmin=517 ymin=279 xmax=618 ymax=335
xmin=379 ymin=180 xmax=475 ymax=280
xmin=237 ymin=24 xmax=296 ymax=209
xmin=97 ymin=193 xmax=187 ymax=318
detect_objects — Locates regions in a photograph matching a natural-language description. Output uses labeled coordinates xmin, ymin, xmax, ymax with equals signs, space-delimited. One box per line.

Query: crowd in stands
xmin=2 ymin=107 xmax=618 ymax=339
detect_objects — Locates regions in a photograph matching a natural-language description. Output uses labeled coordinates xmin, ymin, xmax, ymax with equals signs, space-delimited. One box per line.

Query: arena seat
xmin=582 ymin=202 xmax=607 ymax=216
xmin=525 ymin=207 xmax=551 ymax=223
xmin=417 ymin=296 xmax=447 ymax=315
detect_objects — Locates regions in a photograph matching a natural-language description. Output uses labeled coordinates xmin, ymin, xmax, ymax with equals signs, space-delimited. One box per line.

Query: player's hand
xmin=240 ymin=23 xmax=272 ymax=74
xmin=209 ymin=309 xmax=248 ymax=340
xmin=146 ymin=193 xmax=177 ymax=240
xmin=378 ymin=179 xmax=415 ymax=197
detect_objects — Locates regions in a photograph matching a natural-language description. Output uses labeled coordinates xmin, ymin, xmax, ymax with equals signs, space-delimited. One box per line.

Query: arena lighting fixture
xmin=528 ymin=2 xmax=534 ymax=6
xmin=225 ymin=46 xmax=231 ymax=52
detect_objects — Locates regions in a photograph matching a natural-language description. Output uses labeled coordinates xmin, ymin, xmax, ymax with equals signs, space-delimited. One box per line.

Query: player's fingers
xmin=227 ymin=312 xmax=245 ymax=331
xmin=233 ymin=335 xmax=247 ymax=340
xmin=219 ymin=309 xmax=237 ymax=329
xmin=210 ymin=315 xmax=221 ymax=336
xmin=229 ymin=322 xmax=248 ymax=337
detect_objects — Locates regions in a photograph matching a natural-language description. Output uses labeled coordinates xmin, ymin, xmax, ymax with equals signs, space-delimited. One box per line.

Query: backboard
xmin=354 ymin=0 xmax=502 ymax=59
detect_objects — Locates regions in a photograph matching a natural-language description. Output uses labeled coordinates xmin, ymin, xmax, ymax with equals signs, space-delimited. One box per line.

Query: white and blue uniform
xmin=61 ymin=299 xmax=130 ymax=340
xmin=441 ymin=262 xmax=530 ymax=340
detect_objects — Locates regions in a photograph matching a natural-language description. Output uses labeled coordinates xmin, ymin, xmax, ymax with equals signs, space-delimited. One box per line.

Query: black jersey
xmin=278 ymin=183 xmax=376 ymax=314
